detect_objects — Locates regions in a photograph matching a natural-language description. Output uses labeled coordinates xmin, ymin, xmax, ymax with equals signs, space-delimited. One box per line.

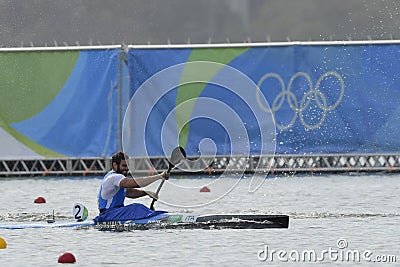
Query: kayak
xmin=0 ymin=220 xmax=95 ymax=230
xmin=0 ymin=203 xmax=289 ymax=230
xmin=0 ymin=213 xmax=289 ymax=230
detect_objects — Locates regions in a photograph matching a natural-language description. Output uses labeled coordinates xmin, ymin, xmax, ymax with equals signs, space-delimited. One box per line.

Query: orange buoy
xmin=58 ymin=252 xmax=76 ymax=264
xmin=200 ymin=186 xmax=210 ymax=192
xmin=0 ymin=237 xmax=6 ymax=249
xmin=147 ymin=168 xmax=155 ymax=175
xmin=34 ymin=196 xmax=46 ymax=204
xmin=42 ymin=168 xmax=50 ymax=176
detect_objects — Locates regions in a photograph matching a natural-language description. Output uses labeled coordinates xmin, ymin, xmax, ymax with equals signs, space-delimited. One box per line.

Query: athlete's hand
xmin=160 ymin=170 xmax=170 ymax=180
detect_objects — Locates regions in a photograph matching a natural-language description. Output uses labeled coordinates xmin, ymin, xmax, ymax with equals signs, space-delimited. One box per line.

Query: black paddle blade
xmin=168 ymin=146 xmax=186 ymax=172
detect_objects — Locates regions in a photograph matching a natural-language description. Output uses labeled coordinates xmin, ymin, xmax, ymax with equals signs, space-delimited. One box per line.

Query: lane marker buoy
xmin=200 ymin=186 xmax=210 ymax=192
xmin=0 ymin=237 xmax=6 ymax=249
xmin=42 ymin=168 xmax=50 ymax=176
xmin=34 ymin=196 xmax=46 ymax=204
xmin=58 ymin=252 xmax=76 ymax=264
xmin=147 ymin=168 xmax=155 ymax=175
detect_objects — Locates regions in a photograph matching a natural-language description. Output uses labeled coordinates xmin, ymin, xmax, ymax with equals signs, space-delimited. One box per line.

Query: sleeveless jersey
xmin=98 ymin=170 xmax=126 ymax=211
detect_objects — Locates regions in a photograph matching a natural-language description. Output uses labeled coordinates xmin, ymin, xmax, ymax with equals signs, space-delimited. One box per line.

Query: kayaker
xmin=97 ymin=151 xmax=169 ymax=214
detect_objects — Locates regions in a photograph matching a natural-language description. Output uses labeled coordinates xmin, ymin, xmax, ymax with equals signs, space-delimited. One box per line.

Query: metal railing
xmin=1 ymin=153 xmax=400 ymax=177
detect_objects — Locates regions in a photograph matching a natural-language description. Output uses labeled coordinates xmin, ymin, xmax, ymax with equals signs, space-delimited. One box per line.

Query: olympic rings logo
xmin=256 ymin=71 xmax=345 ymax=130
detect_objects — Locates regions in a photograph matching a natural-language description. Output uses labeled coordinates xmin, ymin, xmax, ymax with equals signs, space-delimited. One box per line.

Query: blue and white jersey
xmin=98 ymin=170 xmax=126 ymax=211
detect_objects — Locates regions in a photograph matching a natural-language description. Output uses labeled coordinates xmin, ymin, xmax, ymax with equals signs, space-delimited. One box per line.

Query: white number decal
xmin=73 ymin=203 xmax=85 ymax=222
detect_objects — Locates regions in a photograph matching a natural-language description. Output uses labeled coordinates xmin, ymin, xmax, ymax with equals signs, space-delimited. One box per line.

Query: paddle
xmin=150 ymin=146 xmax=186 ymax=210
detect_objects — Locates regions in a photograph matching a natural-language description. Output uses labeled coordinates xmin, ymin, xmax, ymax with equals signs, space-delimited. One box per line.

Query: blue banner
xmin=2 ymin=44 xmax=399 ymax=159
xmin=127 ymin=44 xmax=400 ymax=156
xmin=10 ymin=49 xmax=120 ymax=157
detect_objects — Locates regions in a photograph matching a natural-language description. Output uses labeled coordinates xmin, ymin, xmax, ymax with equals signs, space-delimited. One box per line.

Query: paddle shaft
xmin=149 ymin=146 xmax=186 ymax=210
xmin=149 ymin=179 xmax=165 ymax=210
xmin=150 ymin=162 xmax=182 ymax=210
xmin=149 ymin=163 xmax=180 ymax=210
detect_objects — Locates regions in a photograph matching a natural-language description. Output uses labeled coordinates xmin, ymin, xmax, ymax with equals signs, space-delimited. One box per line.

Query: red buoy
xmin=200 ymin=186 xmax=210 ymax=192
xmin=34 ymin=196 xmax=46 ymax=204
xmin=58 ymin=252 xmax=76 ymax=264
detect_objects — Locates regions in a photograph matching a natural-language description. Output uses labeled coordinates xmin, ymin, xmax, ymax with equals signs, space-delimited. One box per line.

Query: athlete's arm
xmin=119 ymin=171 xmax=169 ymax=188
xmin=125 ymin=188 xmax=158 ymax=200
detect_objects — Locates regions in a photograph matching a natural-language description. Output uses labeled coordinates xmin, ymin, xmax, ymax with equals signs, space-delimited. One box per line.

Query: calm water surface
xmin=0 ymin=173 xmax=399 ymax=266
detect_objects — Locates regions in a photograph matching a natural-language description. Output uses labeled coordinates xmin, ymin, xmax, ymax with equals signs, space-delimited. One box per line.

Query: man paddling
xmin=97 ymin=151 xmax=169 ymax=214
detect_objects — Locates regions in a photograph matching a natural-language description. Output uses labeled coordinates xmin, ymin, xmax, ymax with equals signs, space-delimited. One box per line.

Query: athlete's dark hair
xmin=111 ymin=151 xmax=129 ymax=166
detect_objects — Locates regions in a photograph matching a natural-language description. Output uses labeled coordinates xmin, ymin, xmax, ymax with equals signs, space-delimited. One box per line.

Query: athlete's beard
xmin=116 ymin=166 xmax=128 ymax=176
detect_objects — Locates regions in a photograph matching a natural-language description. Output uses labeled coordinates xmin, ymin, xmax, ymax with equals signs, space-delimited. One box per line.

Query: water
xmin=0 ymin=174 xmax=399 ymax=266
